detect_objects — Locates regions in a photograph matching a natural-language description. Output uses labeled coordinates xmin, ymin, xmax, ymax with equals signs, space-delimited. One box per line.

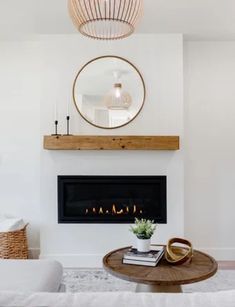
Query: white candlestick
xmin=54 ymin=102 xmax=58 ymax=120
xmin=67 ymin=100 xmax=70 ymax=116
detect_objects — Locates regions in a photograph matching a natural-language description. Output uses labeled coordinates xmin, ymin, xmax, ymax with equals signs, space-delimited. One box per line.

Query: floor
xmin=218 ymin=261 xmax=235 ymax=270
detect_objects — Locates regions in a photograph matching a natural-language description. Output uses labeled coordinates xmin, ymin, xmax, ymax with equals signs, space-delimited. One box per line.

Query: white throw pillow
xmin=0 ymin=218 xmax=25 ymax=232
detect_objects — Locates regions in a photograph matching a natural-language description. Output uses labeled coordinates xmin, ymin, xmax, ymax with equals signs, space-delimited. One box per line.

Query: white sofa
xmin=0 ymin=260 xmax=63 ymax=292
xmin=0 ymin=290 xmax=235 ymax=307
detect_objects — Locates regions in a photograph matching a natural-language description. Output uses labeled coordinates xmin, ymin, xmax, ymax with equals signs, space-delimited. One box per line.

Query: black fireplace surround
xmin=58 ymin=176 xmax=167 ymax=224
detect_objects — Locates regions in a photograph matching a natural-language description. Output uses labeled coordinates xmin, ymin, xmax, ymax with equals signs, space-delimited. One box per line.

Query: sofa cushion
xmin=0 ymin=290 xmax=235 ymax=307
xmin=0 ymin=260 xmax=63 ymax=292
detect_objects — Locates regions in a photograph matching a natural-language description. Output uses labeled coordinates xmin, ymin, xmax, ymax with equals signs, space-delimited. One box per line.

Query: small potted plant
xmin=130 ymin=218 xmax=157 ymax=252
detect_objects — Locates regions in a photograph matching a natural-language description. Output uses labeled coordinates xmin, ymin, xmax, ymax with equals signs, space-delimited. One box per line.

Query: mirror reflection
xmin=73 ymin=56 xmax=146 ymax=129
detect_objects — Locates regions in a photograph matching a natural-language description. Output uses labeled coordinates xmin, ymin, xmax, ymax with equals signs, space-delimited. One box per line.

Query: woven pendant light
xmin=68 ymin=0 xmax=143 ymax=40
xmin=104 ymin=83 xmax=132 ymax=109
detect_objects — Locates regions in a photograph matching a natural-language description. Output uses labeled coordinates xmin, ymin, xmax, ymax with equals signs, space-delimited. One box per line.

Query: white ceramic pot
xmin=136 ymin=238 xmax=151 ymax=252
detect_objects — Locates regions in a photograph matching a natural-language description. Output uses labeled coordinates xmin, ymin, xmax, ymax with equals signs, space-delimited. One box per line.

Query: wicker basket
xmin=0 ymin=224 xmax=28 ymax=259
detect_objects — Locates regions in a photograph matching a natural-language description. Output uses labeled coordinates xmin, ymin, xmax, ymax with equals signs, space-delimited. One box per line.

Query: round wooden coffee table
xmin=103 ymin=246 xmax=218 ymax=293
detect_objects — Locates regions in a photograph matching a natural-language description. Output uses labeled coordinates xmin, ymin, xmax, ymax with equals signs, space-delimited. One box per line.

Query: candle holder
xmin=51 ymin=120 xmax=61 ymax=137
xmin=66 ymin=116 xmax=72 ymax=136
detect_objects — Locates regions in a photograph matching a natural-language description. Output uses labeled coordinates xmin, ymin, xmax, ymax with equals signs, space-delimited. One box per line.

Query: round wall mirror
xmin=73 ymin=56 xmax=146 ymax=129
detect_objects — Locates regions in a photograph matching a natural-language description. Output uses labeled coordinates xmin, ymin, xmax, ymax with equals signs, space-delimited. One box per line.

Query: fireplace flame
xmin=112 ymin=204 xmax=116 ymax=214
xmin=117 ymin=209 xmax=123 ymax=215
xmin=85 ymin=204 xmax=143 ymax=216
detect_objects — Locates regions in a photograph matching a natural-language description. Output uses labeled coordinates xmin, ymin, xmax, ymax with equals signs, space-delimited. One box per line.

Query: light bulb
xmin=114 ymin=84 xmax=121 ymax=98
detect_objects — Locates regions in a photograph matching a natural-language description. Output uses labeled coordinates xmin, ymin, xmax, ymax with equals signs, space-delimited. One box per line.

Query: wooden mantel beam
xmin=43 ymin=135 xmax=180 ymax=150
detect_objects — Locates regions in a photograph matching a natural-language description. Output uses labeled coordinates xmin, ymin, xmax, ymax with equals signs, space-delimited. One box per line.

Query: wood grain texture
xmin=103 ymin=246 xmax=218 ymax=286
xmin=43 ymin=135 xmax=180 ymax=150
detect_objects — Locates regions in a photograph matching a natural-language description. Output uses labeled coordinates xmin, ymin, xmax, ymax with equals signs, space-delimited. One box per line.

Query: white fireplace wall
xmin=39 ymin=34 xmax=184 ymax=267
xmin=1 ymin=36 xmax=235 ymax=265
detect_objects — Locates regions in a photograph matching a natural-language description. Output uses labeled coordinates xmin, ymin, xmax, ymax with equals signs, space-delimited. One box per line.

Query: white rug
xmin=63 ymin=269 xmax=235 ymax=293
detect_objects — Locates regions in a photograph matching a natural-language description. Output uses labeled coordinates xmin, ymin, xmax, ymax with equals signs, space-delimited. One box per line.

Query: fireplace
xmin=58 ymin=176 xmax=167 ymax=224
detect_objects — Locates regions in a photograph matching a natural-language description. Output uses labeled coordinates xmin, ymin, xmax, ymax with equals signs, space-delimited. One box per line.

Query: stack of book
xmin=122 ymin=246 xmax=165 ymax=267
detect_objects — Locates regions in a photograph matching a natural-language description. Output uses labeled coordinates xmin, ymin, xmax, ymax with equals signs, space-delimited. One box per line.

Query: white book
xmin=122 ymin=252 xmax=163 ymax=267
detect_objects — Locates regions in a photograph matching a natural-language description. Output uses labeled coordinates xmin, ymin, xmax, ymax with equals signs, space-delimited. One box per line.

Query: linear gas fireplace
xmin=58 ymin=176 xmax=167 ymax=224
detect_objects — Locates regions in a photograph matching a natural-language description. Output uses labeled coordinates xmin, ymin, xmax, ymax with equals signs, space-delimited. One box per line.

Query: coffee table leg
xmin=136 ymin=283 xmax=182 ymax=293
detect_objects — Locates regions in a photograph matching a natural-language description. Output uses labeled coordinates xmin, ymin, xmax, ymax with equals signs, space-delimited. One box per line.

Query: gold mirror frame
xmin=72 ymin=55 xmax=146 ymax=129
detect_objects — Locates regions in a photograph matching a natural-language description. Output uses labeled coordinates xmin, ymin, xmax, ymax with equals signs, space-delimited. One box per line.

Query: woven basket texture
xmin=0 ymin=224 xmax=28 ymax=259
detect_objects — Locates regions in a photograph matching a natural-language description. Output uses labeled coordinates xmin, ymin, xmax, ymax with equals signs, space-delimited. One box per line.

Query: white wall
xmin=2 ymin=36 xmax=235 ymax=265
xmin=184 ymin=42 xmax=235 ymax=259
xmin=39 ymin=34 xmax=184 ymax=267
xmin=0 ymin=40 xmax=41 ymax=258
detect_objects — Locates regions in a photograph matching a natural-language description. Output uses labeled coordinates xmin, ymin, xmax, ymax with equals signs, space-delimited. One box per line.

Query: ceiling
xmin=1 ymin=0 xmax=235 ymax=40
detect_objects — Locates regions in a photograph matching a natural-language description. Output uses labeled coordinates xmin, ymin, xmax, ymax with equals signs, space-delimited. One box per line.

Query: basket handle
xmin=23 ymin=223 xmax=29 ymax=230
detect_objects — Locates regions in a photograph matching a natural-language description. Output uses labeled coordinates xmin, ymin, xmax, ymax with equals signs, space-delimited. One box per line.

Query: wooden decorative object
xmin=165 ymin=238 xmax=193 ymax=265
xmin=103 ymin=246 xmax=218 ymax=293
xmin=68 ymin=0 xmax=143 ymax=40
xmin=43 ymin=135 xmax=180 ymax=150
